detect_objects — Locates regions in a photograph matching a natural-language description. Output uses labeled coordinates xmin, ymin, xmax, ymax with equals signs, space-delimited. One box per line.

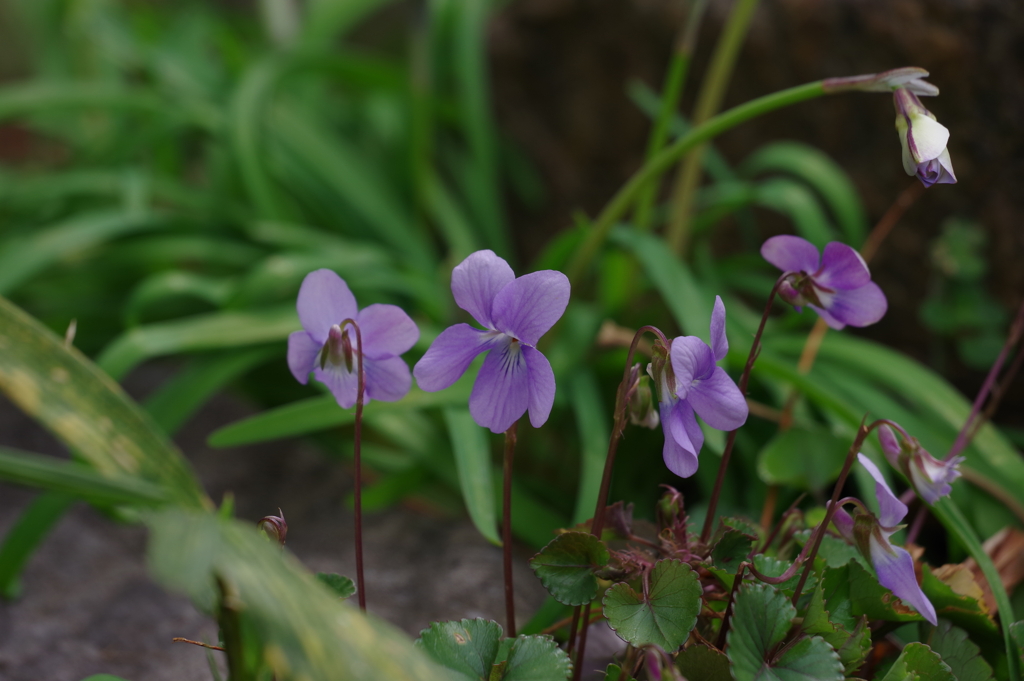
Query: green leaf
xmin=0 ymin=211 xmax=168 ymax=295
xmin=144 ymin=348 xmax=277 ymax=435
xmin=0 ymin=295 xmax=207 ymax=508
xmin=676 ymin=644 xmax=731 ymax=681
xmin=209 ymin=378 xmax=473 ymax=447
xmin=1011 ymin=622 xmax=1024 ymax=668
xmin=711 ymin=528 xmax=754 ymax=574
xmin=97 ymin=306 xmax=298 ymax=380
xmin=603 ymin=559 xmax=702 ymax=650
xmin=611 ymin=228 xmax=710 ymax=335
xmin=929 ymin=620 xmax=994 ymax=681
xmin=147 ymin=509 xmax=448 ymax=681
xmin=751 ymin=555 xmax=813 ymax=595
xmin=417 ymin=618 xmax=502 ymax=681
xmin=529 ymin=532 xmax=610 ymax=606
xmin=0 ymin=492 xmax=74 ymax=600
xmin=740 ymin=141 xmax=867 ymax=246
xmin=315 ymin=573 xmax=356 ymax=600
xmin=569 ymin=370 xmax=610 ymax=525
xmin=0 ymin=446 xmax=168 ymax=506
xmin=879 ymin=643 xmax=955 ymax=681
xmin=601 ymin=664 xmax=636 ymax=681
xmin=921 ymin=565 xmax=998 ymax=639
xmin=846 ymin=559 xmax=926 ymax=623
xmin=752 ymin=178 xmax=837 ymax=248
xmin=499 ymin=634 xmax=573 ymax=681
xmin=445 ymin=408 xmax=499 ymax=546
xmin=756 ymin=425 xmax=849 ymax=492
xmin=727 ymin=583 xmax=843 ymax=681
xmin=803 ymin=581 xmax=871 ymax=675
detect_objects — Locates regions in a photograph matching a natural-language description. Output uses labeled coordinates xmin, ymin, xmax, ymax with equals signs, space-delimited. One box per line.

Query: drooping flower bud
xmin=878 ymin=424 xmax=962 ymax=504
xmin=893 ymin=88 xmax=956 ymax=187
xmin=258 ymin=509 xmax=288 ymax=545
xmin=625 ymin=363 xmax=659 ymax=429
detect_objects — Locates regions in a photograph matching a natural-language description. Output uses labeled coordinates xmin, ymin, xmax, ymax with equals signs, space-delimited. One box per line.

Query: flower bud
xmin=894 ymin=88 xmax=956 ymax=187
xmin=877 ymin=424 xmax=962 ymax=505
xmin=258 ymin=509 xmax=288 ymax=545
xmin=625 ymin=364 xmax=659 ymax=429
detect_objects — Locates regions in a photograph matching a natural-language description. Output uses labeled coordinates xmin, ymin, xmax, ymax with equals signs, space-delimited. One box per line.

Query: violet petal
xmin=806 ymin=304 xmax=847 ymax=330
xmin=451 ymin=250 xmax=515 ymax=329
xmin=522 ymin=345 xmax=555 ymax=428
xmin=830 ymin=504 xmax=855 ymax=543
xmin=491 ymin=270 xmax=570 ymax=346
xmin=816 ymin=242 xmax=871 ymax=290
xmin=287 ymin=331 xmax=320 ymax=385
xmin=670 ymin=336 xmax=716 ymax=390
xmin=296 ymin=269 xmax=358 ymax=343
xmin=357 ymin=303 xmax=419 ymax=359
xmin=858 ymin=453 xmax=907 ymax=527
xmin=710 ymin=295 xmax=728 ymax=361
xmin=315 ymin=363 xmax=359 ymax=409
xmin=414 ymin=323 xmax=498 ymax=392
xmin=878 ymin=425 xmax=901 ymax=468
xmin=469 ymin=337 xmax=530 ymax=433
xmin=870 ymin=538 xmax=937 ymax=625
xmin=760 ymin=235 xmax=820 ymax=274
xmin=906 ymin=114 xmax=950 ymax=163
xmin=687 ymin=367 xmax=749 ymax=431
xmin=364 ymin=355 xmax=412 ymax=403
xmin=822 ymin=282 xmax=888 ymax=328
xmin=660 ymin=399 xmax=703 ymax=478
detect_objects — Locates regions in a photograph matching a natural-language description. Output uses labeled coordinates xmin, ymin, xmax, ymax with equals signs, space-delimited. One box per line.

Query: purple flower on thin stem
xmin=761 ymin=235 xmax=888 ymax=330
xmin=878 ymin=424 xmax=963 ymax=505
xmin=832 ymin=454 xmax=937 ymax=625
xmin=651 ymin=297 xmax=748 ymax=478
xmin=894 ymin=88 xmax=956 ymax=188
xmin=413 ymin=250 xmax=570 ymax=434
xmin=287 ymin=269 xmax=419 ymax=407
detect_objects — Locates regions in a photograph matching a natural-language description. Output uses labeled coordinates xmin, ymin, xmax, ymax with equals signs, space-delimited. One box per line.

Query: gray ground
xmin=0 ymin=370 xmax=549 ymax=681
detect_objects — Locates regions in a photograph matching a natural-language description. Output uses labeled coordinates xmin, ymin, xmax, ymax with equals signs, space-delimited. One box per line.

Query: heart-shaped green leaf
xmin=676 ymin=644 xmax=731 ymax=681
xmin=803 ymin=581 xmax=870 ymax=675
xmin=315 ymin=572 xmax=355 ymax=600
xmin=529 ymin=532 xmax=609 ymax=606
xmin=728 ymin=583 xmax=842 ymax=681
xmin=603 ymin=559 xmax=701 ymax=651
xmin=921 ymin=565 xmax=998 ymax=639
xmin=498 ymin=634 xmax=572 ymax=681
xmin=879 ymin=642 xmax=955 ymax=681
xmin=417 ymin=619 xmax=502 ymax=681
xmin=711 ymin=528 xmax=754 ymax=575
xmin=928 ymin=620 xmax=994 ymax=681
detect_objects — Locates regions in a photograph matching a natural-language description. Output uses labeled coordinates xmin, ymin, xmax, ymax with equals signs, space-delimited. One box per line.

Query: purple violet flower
xmin=894 ymin=88 xmax=956 ymax=187
xmin=879 ymin=424 xmax=963 ymax=505
xmin=413 ymin=250 xmax=569 ymax=433
xmin=650 ymin=297 xmax=748 ymax=478
xmin=287 ymin=269 xmax=419 ymax=408
xmin=761 ymin=235 xmax=888 ymax=330
xmin=832 ymin=454 xmax=937 ymax=625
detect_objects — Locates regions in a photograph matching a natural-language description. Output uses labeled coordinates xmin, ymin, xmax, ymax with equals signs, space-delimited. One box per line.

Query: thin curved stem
xmin=502 ymin=420 xmax=519 ymax=636
xmin=701 ymin=275 xmax=787 ymax=543
xmin=341 ymin=318 xmax=367 ymax=611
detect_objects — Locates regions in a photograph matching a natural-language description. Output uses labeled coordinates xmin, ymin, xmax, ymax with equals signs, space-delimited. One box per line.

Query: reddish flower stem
xmin=503 ymin=420 xmax=519 ymax=636
xmin=342 ymin=318 xmax=367 ymax=611
xmin=701 ymin=276 xmax=786 ymax=543
xmin=574 ymin=325 xmax=667 ymax=679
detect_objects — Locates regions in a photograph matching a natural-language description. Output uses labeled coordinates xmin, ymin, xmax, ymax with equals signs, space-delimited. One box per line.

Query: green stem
xmin=666 ymin=0 xmax=762 ymax=255
xmin=632 ymin=0 xmax=711 ymax=233
xmin=566 ymin=80 xmax=825 ymax=286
